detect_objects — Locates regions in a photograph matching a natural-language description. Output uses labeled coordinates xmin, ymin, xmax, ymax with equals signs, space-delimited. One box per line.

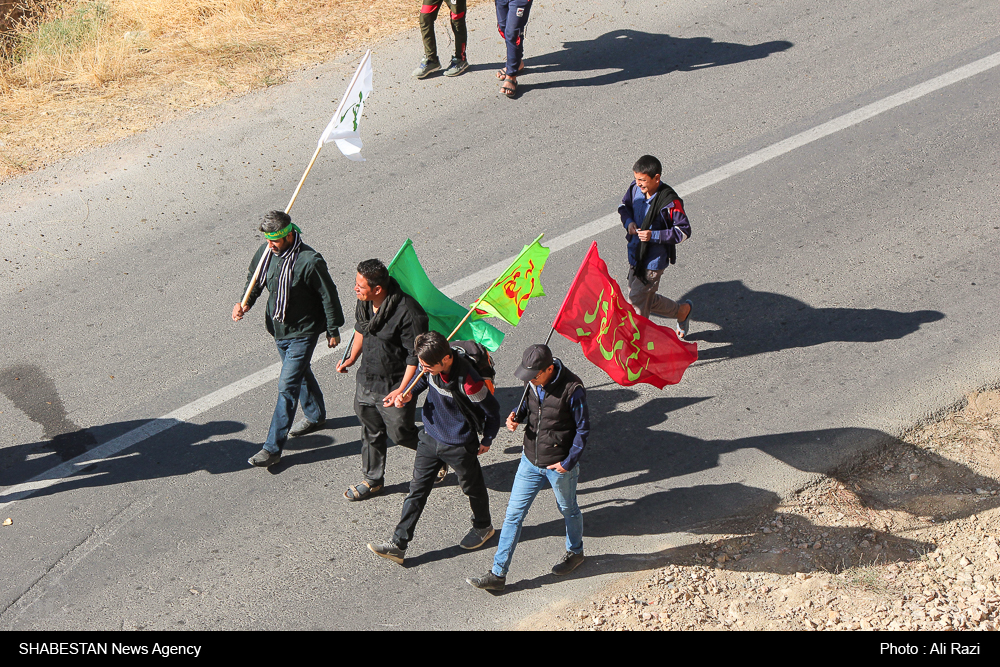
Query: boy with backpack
xmin=367 ymin=331 xmax=500 ymax=564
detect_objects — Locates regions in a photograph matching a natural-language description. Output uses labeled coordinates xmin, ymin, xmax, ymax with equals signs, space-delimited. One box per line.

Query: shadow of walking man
xmin=678 ymin=281 xmax=944 ymax=361
xmin=522 ymin=29 xmax=793 ymax=92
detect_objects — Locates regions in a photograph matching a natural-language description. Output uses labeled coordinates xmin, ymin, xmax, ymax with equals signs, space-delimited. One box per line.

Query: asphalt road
xmin=1 ymin=0 xmax=998 ymax=630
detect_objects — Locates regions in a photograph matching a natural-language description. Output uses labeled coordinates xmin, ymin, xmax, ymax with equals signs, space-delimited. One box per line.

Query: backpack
xmin=445 ymin=341 xmax=497 ymax=440
xmin=450 ymin=341 xmax=496 ymax=395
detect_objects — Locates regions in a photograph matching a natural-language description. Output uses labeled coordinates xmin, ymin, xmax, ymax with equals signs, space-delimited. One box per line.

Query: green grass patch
xmin=13 ymin=1 xmax=111 ymax=64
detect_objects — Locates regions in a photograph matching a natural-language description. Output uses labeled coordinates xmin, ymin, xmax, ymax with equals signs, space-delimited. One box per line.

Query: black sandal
xmin=501 ymin=75 xmax=517 ymax=98
xmin=496 ymin=62 xmax=524 ymax=80
xmin=344 ymin=480 xmax=383 ymax=501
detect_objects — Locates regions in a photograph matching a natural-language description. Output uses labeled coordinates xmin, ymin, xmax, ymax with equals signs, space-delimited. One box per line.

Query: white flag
xmin=319 ymin=50 xmax=373 ymax=162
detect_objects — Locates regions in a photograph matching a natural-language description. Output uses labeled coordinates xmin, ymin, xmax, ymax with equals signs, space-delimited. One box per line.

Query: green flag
xmin=387 ymin=239 xmax=505 ymax=351
xmin=470 ymin=234 xmax=550 ymax=327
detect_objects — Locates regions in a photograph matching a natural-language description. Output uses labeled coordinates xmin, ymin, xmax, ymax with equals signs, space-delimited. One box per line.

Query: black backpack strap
xmin=449 ymin=355 xmax=485 ymax=440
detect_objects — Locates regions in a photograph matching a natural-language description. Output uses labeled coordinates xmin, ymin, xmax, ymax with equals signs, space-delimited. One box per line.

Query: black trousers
xmin=393 ymin=429 xmax=491 ymax=549
xmin=354 ymin=382 xmax=419 ymax=485
xmin=419 ymin=0 xmax=467 ymax=60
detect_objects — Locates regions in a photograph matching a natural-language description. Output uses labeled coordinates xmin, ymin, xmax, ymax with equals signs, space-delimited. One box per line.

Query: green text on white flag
xmin=319 ymin=50 xmax=373 ymax=162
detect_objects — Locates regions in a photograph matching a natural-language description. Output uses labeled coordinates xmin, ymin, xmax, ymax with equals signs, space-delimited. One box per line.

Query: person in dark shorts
xmin=619 ymin=154 xmax=694 ymax=337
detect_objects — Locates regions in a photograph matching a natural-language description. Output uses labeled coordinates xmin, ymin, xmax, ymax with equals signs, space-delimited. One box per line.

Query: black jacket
xmin=354 ymin=278 xmax=429 ymax=396
xmin=244 ymin=241 xmax=345 ymax=341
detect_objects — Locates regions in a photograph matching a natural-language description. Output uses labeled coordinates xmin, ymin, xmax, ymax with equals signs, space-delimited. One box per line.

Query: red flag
xmin=552 ymin=242 xmax=697 ymax=388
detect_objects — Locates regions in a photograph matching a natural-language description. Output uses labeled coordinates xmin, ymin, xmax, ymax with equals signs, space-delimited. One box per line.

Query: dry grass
xmin=1 ymin=0 xmax=485 ymax=178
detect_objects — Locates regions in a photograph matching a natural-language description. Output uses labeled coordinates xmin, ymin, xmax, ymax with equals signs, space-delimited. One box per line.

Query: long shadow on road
xmin=517 ymin=29 xmax=793 ymax=96
xmin=0 ymin=411 xmax=362 ymax=501
xmin=483 ymin=387 xmax=999 ymax=592
xmin=679 ymin=281 xmax=944 ymax=362
xmin=0 ymin=359 xmax=364 ymax=493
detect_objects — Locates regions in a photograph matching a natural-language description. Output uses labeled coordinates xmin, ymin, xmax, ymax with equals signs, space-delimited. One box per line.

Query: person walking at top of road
xmin=412 ymin=0 xmax=470 ymax=79
xmin=495 ymin=0 xmax=533 ymax=98
xmin=367 ymin=331 xmax=500 ymax=565
xmin=620 ymin=154 xmax=694 ymax=338
xmin=336 ymin=259 xmax=429 ymax=501
xmin=467 ymin=344 xmax=589 ymax=591
xmin=232 ymin=211 xmax=345 ymax=468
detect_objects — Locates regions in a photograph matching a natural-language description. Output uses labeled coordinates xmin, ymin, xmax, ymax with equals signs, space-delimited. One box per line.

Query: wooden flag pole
xmin=240 ymin=144 xmax=322 ymax=310
xmin=398 ymin=297 xmax=486 ymax=399
xmin=240 ymin=50 xmax=371 ymax=311
xmin=284 ymin=144 xmax=324 ymax=216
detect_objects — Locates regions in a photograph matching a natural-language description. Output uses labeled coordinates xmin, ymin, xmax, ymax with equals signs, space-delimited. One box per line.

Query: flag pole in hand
xmin=398 ymin=297 xmax=487 ymax=400
xmin=240 ymin=50 xmax=374 ymax=311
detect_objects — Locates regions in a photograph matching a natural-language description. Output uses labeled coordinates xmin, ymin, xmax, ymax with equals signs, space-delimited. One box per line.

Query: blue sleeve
xmin=560 ymin=387 xmax=590 ymax=471
xmin=649 ymin=199 xmax=692 ymax=245
xmin=618 ymin=181 xmax=637 ymax=227
xmin=410 ymin=373 xmax=429 ymax=399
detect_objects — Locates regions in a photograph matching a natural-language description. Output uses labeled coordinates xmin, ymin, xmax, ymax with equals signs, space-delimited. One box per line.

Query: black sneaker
xmin=411 ymin=57 xmax=441 ymax=79
xmin=368 ymin=540 xmax=405 ymax=564
xmin=551 ymin=550 xmax=585 ymax=575
xmin=443 ymin=57 xmax=469 ymax=77
xmin=459 ymin=525 xmax=495 ymax=550
xmin=467 ymin=571 xmax=506 ymax=591
xmin=289 ymin=418 xmax=325 ymax=437
xmin=248 ymin=448 xmax=280 ymax=467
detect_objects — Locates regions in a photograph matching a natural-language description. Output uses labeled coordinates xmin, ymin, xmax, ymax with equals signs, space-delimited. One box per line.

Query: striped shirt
xmin=411 ymin=358 xmax=501 ymax=448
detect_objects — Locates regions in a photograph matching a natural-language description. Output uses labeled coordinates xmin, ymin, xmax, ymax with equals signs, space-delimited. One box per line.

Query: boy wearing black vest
xmin=367 ymin=331 xmax=499 ymax=565
xmin=620 ymin=154 xmax=695 ymax=338
xmin=467 ymin=344 xmax=590 ymax=591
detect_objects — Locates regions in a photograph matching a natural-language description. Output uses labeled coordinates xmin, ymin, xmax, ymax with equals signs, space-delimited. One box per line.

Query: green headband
xmin=264 ymin=223 xmax=301 ymax=240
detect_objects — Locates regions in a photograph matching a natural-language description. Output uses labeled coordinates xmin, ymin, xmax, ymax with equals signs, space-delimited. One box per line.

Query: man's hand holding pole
xmin=506 ymin=411 xmax=520 ymax=432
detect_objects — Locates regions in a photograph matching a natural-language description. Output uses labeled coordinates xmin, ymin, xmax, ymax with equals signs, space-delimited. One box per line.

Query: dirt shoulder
xmin=521 ymin=391 xmax=1000 ymax=631
xmin=0 ymin=0 xmax=488 ymax=180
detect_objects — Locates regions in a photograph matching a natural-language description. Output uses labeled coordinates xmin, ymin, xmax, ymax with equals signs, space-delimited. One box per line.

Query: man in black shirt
xmin=337 ymin=259 xmax=429 ymax=500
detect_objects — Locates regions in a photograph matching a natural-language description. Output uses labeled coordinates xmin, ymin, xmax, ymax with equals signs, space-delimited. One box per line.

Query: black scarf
xmin=635 ymin=183 xmax=680 ymax=283
xmin=355 ymin=277 xmax=403 ymax=335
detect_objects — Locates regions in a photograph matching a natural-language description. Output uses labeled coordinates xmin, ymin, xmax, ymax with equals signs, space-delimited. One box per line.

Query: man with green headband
xmin=232 ymin=211 xmax=345 ymax=467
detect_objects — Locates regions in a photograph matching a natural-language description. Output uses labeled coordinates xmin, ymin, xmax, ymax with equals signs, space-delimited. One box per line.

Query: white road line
xmin=3 ymin=50 xmax=998 ymax=509
xmin=440 ymin=51 xmax=1000 ymax=298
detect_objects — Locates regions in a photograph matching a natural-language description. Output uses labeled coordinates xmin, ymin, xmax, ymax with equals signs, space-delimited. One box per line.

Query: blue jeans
xmin=496 ymin=0 xmax=532 ymax=76
xmin=264 ymin=335 xmax=325 ymax=454
xmin=492 ymin=454 xmax=582 ymax=577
